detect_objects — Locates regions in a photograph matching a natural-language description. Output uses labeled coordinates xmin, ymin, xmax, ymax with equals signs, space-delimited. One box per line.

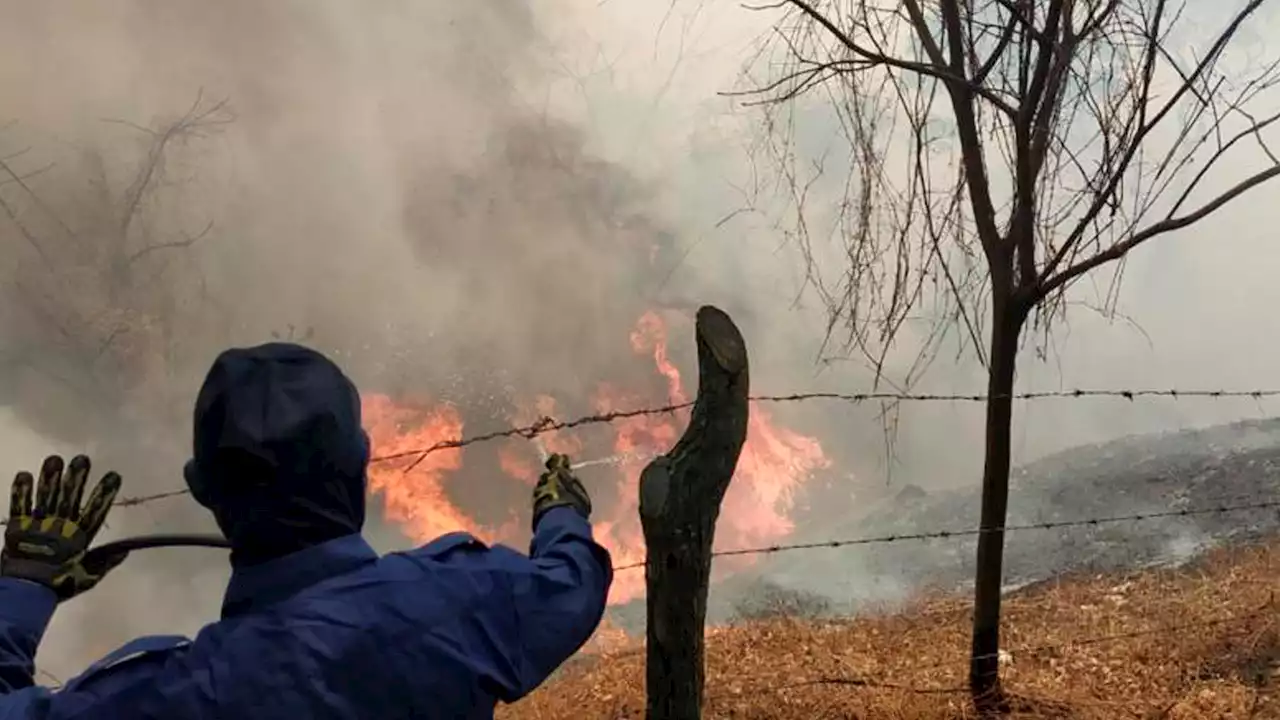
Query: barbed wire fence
xmin=612 ymin=498 xmax=1280 ymax=572
xmin=108 ymin=386 xmax=1280 ymax=507
xmin=105 ymin=386 xmax=1280 ymax=569
xmin=64 ymin=386 xmax=1280 ymax=705
xmin=373 ymin=387 xmax=1280 ymax=470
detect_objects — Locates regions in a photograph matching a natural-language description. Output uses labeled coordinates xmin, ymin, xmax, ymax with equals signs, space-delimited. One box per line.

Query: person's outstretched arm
xmin=468 ymin=454 xmax=612 ymax=699
xmin=404 ymin=454 xmax=610 ymax=703
xmin=511 ymin=505 xmax=612 ymax=684
xmin=0 ymin=454 xmax=128 ymax=694
xmin=0 ymin=579 xmax=55 ymax=693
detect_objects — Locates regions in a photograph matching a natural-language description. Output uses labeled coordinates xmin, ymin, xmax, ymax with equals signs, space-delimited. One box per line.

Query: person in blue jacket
xmin=0 ymin=342 xmax=613 ymax=719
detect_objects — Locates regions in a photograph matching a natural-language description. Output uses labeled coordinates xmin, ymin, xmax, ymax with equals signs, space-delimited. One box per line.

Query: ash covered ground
xmin=610 ymin=416 xmax=1280 ymax=631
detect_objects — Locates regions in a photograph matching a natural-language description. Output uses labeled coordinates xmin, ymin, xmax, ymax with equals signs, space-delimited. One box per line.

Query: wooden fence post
xmin=639 ymin=305 xmax=749 ymax=720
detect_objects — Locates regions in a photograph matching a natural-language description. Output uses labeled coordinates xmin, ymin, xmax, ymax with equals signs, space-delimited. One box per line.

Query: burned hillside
xmin=716 ymin=416 xmax=1280 ymax=621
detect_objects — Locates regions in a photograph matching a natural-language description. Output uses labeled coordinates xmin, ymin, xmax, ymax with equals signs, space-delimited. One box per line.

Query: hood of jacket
xmin=184 ymin=342 xmax=369 ymax=567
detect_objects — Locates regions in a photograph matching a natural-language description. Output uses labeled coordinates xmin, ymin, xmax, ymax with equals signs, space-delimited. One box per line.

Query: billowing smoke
xmin=0 ymin=0 xmax=808 ymax=679
xmin=0 ymin=0 xmax=711 ymax=679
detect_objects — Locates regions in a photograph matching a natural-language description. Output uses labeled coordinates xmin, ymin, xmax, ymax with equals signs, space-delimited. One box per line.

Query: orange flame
xmin=362 ymin=395 xmax=488 ymax=542
xmin=363 ymin=311 xmax=830 ymax=608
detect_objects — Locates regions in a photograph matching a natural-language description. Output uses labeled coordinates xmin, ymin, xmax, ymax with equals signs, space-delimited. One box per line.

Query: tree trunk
xmin=969 ymin=297 xmax=1027 ymax=716
xmin=640 ymin=305 xmax=750 ymax=720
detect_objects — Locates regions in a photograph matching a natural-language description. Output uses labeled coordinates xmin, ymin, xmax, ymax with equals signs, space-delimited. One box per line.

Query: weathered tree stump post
xmin=639 ymin=305 xmax=749 ymax=720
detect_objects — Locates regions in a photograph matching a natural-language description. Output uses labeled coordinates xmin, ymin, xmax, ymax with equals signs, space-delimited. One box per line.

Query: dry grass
xmin=499 ymin=540 xmax=1280 ymax=718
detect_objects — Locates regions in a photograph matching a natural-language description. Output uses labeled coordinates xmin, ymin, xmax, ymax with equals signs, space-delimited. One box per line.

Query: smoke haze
xmin=0 ymin=0 xmax=1276 ymax=682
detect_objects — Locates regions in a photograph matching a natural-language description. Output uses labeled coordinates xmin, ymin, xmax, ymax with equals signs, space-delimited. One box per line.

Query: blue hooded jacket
xmin=0 ymin=343 xmax=613 ymax=719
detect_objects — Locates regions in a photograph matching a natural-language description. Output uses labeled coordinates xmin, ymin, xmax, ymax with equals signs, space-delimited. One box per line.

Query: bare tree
xmin=742 ymin=0 xmax=1280 ymax=713
xmin=0 ymin=93 xmax=234 ymax=441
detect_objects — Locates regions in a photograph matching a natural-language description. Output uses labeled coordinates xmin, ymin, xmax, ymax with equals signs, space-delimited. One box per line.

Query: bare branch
xmin=1040 ymin=0 xmax=1267 ymax=284
xmin=745 ymin=0 xmax=1280 ymax=384
xmin=779 ymin=0 xmax=1019 ymax=115
xmin=0 ymin=94 xmax=235 ymax=446
xmin=115 ymin=90 xmax=233 ymax=240
xmin=0 ymin=187 xmax=52 ymax=271
xmin=127 ymin=219 xmax=215 ymax=265
xmin=913 ymin=0 xmax=1008 ymax=262
xmin=1039 ymin=163 xmax=1280 ymax=297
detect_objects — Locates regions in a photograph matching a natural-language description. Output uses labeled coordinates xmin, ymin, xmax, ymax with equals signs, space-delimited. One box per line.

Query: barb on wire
xmin=0 ymin=487 xmax=198 ymax=526
xmin=610 ymin=498 xmax=1280 ymax=571
xmin=754 ymin=388 xmax=1280 ymax=403
xmin=369 ymin=388 xmax=1280 ymax=469
xmin=385 ymin=404 xmax=694 ymax=473
xmin=116 ymin=489 xmax=192 ymax=507
xmin=707 ymin=674 xmax=967 ymax=700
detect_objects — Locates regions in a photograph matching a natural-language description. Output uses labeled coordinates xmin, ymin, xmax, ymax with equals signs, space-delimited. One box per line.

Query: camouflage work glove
xmin=2 ymin=455 xmax=125 ymax=601
xmin=531 ymin=454 xmax=592 ymax=529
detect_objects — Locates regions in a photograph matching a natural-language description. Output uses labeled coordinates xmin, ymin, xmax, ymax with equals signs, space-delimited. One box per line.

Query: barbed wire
xmin=109 ymin=489 xmax=1280 ymax=554
xmin=93 ymin=422 xmax=1280 ymax=705
xmin=0 ymin=488 xmax=196 ymax=528
xmin=115 ymin=489 xmax=192 ymax=507
xmin=610 ymin=498 xmax=1280 ymax=571
xmin=100 ymin=386 xmax=1280 ymax=510
xmin=369 ymin=387 xmax=1280 ymax=471
xmin=707 ymin=673 xmax=965 ymax=698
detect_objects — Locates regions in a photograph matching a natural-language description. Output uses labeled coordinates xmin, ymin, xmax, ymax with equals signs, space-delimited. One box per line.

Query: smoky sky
xmin=0 ymin=0 xmax=703 ymax=679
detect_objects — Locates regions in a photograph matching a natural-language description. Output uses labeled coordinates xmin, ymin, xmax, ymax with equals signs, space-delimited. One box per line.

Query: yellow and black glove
xmin=531 ymin=454 xmax=592 ymax=529
xmin=2 ymin=455 xmax=125 ymax=601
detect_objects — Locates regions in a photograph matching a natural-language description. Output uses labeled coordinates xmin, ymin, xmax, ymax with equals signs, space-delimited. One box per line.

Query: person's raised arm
xmin=0 ymin=579 xmax=56 ymax=693
xmin=0 ymin=455 xmax=128 ymax=693
xmin=495 ymin=454 xmax=612 ymax=697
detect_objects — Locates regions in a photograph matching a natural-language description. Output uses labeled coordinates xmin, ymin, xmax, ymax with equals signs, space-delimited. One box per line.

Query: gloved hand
xmin=532 ymin=453 xmax=592 ymax=528
xmin=2 ymin=455 xmax=125 ymax=601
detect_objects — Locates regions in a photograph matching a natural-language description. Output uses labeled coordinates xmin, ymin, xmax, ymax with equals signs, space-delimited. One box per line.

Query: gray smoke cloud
xmin=0 ymin=0 xmax=1275 ymax=683
xmin=0 ymin=0 xmax=791 ymax=680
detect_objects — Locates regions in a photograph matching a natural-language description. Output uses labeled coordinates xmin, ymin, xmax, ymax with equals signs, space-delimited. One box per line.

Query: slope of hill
xmin=500 ymin=540 xmax=1280 ymax=719
xmin=714 ymin=416 xmax=1280 ymax=621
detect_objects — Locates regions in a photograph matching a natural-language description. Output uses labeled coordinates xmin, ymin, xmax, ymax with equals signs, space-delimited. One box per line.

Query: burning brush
xmin=363 ymin=310 xmax=832 ymax=606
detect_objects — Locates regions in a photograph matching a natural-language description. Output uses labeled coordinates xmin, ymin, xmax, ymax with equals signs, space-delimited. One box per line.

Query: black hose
xmin=83 ymin=534 xmax=231 ymax=566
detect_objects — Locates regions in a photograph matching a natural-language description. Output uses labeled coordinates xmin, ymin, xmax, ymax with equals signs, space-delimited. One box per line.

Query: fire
xmin=363 ymin=310 xmax=830 ymax=607
xmin=363 ymin=396 xmax=484 ymax=542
